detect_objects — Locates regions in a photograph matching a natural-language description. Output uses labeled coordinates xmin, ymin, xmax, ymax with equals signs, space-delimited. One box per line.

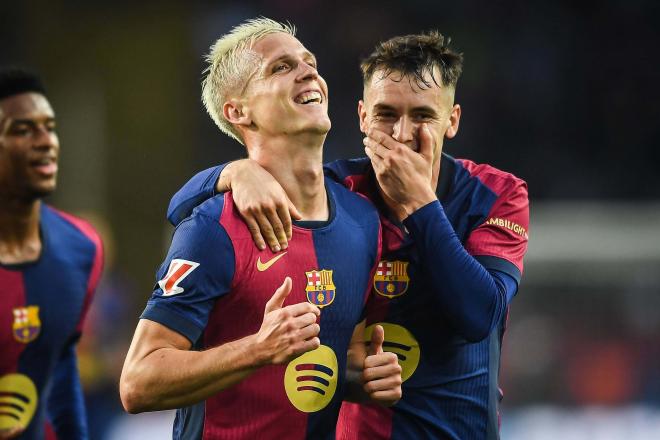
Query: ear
xmin=445 ymin=104 xmax=461 ymax=139
xmin=223 ymin=99 xmax=251 ymax=128
xmin=357 ymin=100 xmax=368 ymax=134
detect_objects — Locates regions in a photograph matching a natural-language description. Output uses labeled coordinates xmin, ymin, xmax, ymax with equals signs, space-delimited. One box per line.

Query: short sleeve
xmin=465 ymin=178 xmax=529 ymax=282
xmin=142 ymin=210 xmax=235 ymax=344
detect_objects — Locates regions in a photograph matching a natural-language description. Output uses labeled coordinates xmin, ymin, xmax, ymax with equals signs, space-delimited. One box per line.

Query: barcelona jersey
xmin=143 ymin=177 xmax=381 ymax=440
xmin=0 ymin=204 xmax=103 ymax=439
xmin=327 ymin=155 xmax=529 ymax=440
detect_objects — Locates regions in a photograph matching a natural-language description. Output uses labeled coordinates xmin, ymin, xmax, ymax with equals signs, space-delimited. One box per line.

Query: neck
xmin=0 ymin=196 xmax=42 ymax=264
xmin=246 ymin=132 xmax=328 ymax=220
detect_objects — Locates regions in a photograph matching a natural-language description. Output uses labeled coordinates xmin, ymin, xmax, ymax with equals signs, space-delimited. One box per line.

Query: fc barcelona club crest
xmin=305 ymin=270 xmax=336 ymax=308
xmin=374 ymin=260 xmax=410 ymax=298
xmin=12 ymin=306 xmax=41 ymax=344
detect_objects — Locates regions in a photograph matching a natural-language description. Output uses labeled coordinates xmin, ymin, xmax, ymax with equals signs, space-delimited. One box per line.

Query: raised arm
xmin=120 ymin=277 xmax=320 ymax=413
xmin=167 ymin=160 xmax=301 ymax=252
xmin=364 ymin=126 xmax=528 ymax=342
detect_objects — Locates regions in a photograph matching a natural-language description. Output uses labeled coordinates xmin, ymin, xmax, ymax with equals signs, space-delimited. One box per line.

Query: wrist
xmin=243 ymin=333 xmax=270 ymax=367
xmin=216 ymin=162 xmax=234 ymax=193
xmin=400 ymin=192 xmax=437 ymax=221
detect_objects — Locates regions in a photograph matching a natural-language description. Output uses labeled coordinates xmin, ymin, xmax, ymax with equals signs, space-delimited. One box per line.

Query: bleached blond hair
xmin=201 ymin=17 xmax=296 ymax=145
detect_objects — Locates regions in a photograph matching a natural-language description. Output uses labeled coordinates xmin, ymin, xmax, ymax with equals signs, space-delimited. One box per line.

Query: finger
xmin=296 ymin=336 xmax=321 ymax=354
xmin=266 ymin=208 xmax=288 ymax=251
xmin=287 ymin=197 xmax=303 ymax=222
xmin=418 ymin=123 xmax=434 ymax=161
xmin=244 ymin=216 xmax=267 ymax=250
xmin=368 ymin=325 xmax=385 ymax=356
xmin=283 ymin=301 xmax=321 ymax=317
xmin=365 ymin=147 xmax=386 ymax=176
xmin=363 ymin=137 xmax=385 ymax=159
xmin=297 ymin=322 xmax=321 ymax=340
xmin=255 ymin=212 xmax=281 ymax=252
xmin=293 ymin=311 xmax=321 ymax=329
xmin=264 ymin=277 xmax=292 ymax=313
xmin=368 ymin=128 xmax=400 ymax=150
xmin=363 ymin=357 xmax=402 ymax=380
xmin=364 ymin=351 xmax=399 ymax=369
xmin=363 ymin=375 xmax=403 ymax=394
xmin=365 ymin=388 xmax=401 ymax=405
xmin=277 ymin=201 xmax=294 ymax=245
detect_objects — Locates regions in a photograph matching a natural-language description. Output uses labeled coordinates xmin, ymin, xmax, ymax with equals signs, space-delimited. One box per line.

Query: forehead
xmin=364 ymin=70 xmax=449 ymax=110
xmin=0 ymin=92 xmax=54 ymax=120
xmin=251 ymin=32 xmax=312 ymax=62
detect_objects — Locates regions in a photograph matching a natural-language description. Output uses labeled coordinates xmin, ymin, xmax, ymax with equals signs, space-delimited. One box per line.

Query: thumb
xmin=418 ymin=123 xmax=434 ymax=162
xmin=368 ymin=325 xmax=385 ymax=356
xmin=264 ymin=277 xmax=292 ymax=313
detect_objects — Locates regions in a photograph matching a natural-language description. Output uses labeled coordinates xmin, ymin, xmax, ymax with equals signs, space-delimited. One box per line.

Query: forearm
xmin=121 ymin=333 xmax=262 ymax=412
xmin=167 ymin=165 xmax=224 ymax=225
xmin=404 ymin=201 xmax=508 ymax=341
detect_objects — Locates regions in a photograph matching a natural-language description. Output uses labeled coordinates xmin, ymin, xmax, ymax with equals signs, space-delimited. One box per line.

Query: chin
xmin=30 ymin=182 xmax=57 ymax=199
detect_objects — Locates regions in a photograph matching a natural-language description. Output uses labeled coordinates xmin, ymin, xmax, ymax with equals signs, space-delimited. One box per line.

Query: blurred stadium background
xmin=2 ymin=1 xmax=659 ymax=438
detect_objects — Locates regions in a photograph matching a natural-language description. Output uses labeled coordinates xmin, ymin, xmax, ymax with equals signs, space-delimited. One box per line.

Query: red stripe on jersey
xmin=338 ymin=402 xmax=393 ymax=439
xmin=50 ymin=208 xmax=104 ymax=333
xmin=0 ymin=268 xmax=27 ymax=374
xmin=199 ymin=193 xmax=313 ymax=439
xmin=458 ymin=160 xmax=529 ymax=273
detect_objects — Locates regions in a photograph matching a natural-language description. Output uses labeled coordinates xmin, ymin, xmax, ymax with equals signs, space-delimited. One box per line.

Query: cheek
xmin=369 ymin=120 xmax=395 ymax=134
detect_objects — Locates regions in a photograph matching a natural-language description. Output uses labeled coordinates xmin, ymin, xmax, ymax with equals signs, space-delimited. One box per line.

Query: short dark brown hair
xmin=361 ymin=31 xmax=463 ymax=91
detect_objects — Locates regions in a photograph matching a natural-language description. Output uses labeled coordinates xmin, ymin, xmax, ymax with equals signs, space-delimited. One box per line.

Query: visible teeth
xmin=295 ymin=91 xmax=322 ymax=104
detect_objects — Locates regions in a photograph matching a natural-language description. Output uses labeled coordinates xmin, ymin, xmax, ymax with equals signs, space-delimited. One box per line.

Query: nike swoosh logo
xmin=256 ymin=252 xmax=288 ymax=272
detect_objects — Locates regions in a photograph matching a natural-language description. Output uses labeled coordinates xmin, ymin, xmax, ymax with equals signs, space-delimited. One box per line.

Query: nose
xmin=33 ymin=125 xmax=58 ymax=151
xmin=296 ymin=62 xmax=318 ymax=82
xmin=392 ymin=116 xmax=416 ymax=145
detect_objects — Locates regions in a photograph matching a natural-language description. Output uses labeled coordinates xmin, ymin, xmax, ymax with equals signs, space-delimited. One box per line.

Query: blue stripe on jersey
xmin=304 ymin=179 xmax=380 ymax=439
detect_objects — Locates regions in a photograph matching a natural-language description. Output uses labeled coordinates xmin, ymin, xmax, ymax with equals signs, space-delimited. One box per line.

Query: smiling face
xmin=359 ymin=68 xmax=460 ymax=161
xmin=233 ymin=32 xmax=331 ymax=140
xmin=0 ymin=92 xmax=59 ymax=200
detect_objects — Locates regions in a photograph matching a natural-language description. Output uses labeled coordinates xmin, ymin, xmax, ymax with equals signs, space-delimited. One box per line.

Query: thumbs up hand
xmin=362 ymin=325 xmax=402 ymax=406
xmin=256 ymin=277 xmax=321 ymax=365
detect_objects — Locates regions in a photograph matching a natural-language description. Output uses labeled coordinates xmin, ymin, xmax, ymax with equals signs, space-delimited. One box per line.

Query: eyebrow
xmin=11 ymin=117 xmax=56 ymax=125
xmin=265 ymin=51 xmax=317 ymax=69
xmin=372 ymin=103 xmax=438 ymax=115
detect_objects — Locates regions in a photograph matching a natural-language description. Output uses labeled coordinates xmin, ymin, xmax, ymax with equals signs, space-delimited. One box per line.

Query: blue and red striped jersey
xmin=143 ymin=178 xmax=381 ymax=440
xmin=327 ymin=155 xmax=529 ymax=440
xmin=0 ymin=204 xmax=103 ymax=439
xmin=164 ymin=154 xmax=529 ymax=440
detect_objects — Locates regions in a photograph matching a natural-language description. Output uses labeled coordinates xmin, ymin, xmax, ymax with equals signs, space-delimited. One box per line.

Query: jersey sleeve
xmin=142 ymin=209 xmax=235 ymax=344
xmin=465 ymin=178 xmax=529 ymax=282
xmin=167 ymin=164 xmax=227 ymax=226
xmin=403 ymin=201 xmax=513 ymax=342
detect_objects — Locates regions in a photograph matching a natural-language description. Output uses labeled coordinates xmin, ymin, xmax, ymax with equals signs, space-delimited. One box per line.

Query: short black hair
xmin=0 ymin=66 xmax=47 ymax=101
xmin=361 ymin=31 xmax=463 ymax=91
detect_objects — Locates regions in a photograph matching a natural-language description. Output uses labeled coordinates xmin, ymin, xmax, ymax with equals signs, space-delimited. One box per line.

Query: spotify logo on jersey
xmin=0 ymin=374 xmax=38 ymax=432
xmin=365 ymin=323 xmax=420 ymax=382
xmin=284 ymin=345 xmax=338 ymax=412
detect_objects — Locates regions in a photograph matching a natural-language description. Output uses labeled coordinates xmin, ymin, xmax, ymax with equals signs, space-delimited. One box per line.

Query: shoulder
xmin=174 ymin=194 xmax=229 ymax=241
xmin=323 ymin=157 xmax=371 ymax=181
xmin=455 ymin=158 xmax=528 ymax=199
xmin=43 ymin=205 xmax=103 ymax=252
